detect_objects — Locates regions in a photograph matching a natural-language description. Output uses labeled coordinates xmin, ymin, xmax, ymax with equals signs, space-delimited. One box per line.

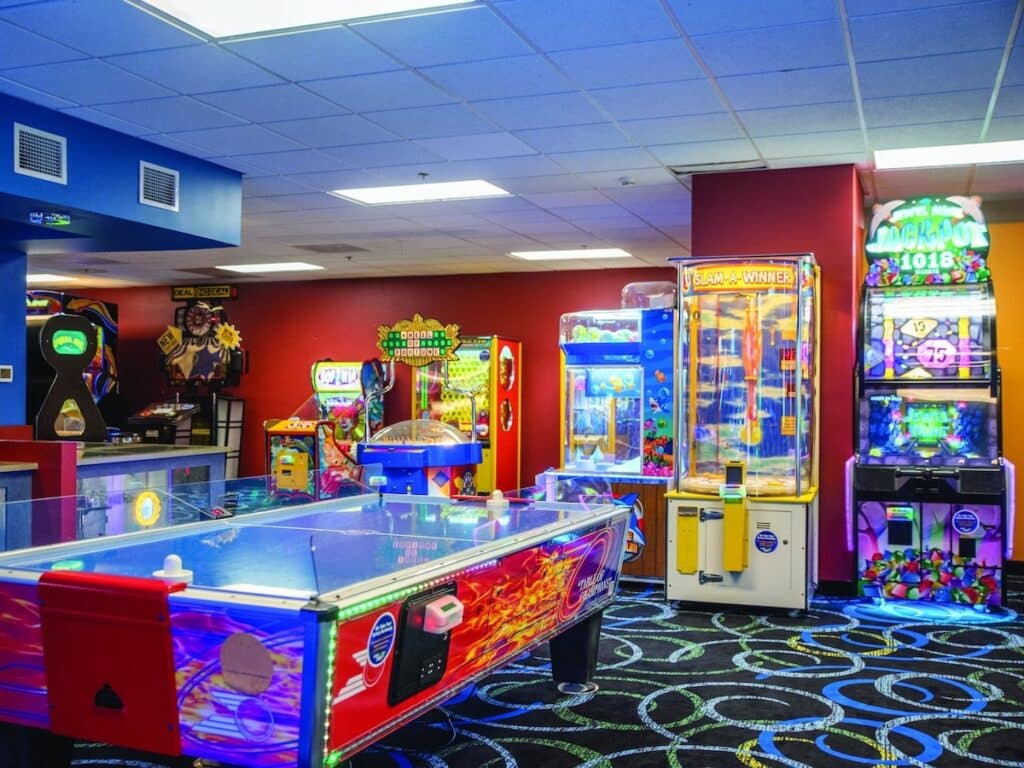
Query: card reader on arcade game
xmin=388 ymin=584 xmax=464 ymax=705
xmin=720 ymin=461 xmax=749 ymax=572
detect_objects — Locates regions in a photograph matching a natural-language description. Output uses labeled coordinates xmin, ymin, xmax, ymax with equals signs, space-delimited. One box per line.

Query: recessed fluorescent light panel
xmin=509 ymin=248 xmax=633 ymax=261
xmin=216 ymin=262 xmax=324 ymax=274
xmin=26 ymin=273 xmax=78 ymax=284
xmin=136 ymin=0 xmax=474 ymax=39
xmin=875 ymin=139 xmax=1024 ymax=170
xmin=330 ymin=180 xmax=510 ymax=205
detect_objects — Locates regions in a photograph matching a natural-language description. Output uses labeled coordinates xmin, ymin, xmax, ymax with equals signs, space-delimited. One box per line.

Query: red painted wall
xmin=692 ymin=165 xmax=864 ymax=585
xmin=88 ymin=267 xmax=676 ymax=486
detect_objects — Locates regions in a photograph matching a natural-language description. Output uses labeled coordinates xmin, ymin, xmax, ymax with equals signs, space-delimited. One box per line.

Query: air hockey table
xmin=0 ymin=490 xmax=629 ymax=767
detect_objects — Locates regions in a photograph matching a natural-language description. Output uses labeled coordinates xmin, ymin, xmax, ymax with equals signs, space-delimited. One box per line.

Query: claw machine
xmin=851 ymin=196 xmax=1012 ymax=611
xmin=411 ymin=335 xmax=521 ymax=494
xmin=666 ymin=254 xmax=820 ymax=610
xmin=543 ymin=282 xmax=676 ymax=580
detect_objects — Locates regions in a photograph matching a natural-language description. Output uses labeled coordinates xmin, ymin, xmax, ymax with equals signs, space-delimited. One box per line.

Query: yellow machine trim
xmin=722 ymin=496 xmax=748 ymax=571
xmin=667 ymin=488 xmax=819 ymax=504
xmin=958 ymin=316 xmax=970 ymax=379
xmin=675 ymin=506 xmax=699 ymax=574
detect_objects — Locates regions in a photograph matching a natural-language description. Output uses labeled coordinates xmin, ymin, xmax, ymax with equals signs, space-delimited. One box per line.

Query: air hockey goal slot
xmin=387 ymin=583 xmax=463 ymax=706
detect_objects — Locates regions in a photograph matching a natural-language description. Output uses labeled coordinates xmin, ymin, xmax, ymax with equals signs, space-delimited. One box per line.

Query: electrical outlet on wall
xmin=0 ymin=364 xmax=13 ymax=383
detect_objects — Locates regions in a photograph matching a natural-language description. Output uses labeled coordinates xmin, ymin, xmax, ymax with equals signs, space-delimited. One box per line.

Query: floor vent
xmin=14 ymin=123 xmax=67 ymax=184
xmin=139 ymin=161 xmax=179 ymax=212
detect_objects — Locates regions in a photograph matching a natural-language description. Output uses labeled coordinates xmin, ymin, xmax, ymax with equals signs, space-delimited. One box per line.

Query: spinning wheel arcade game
xmin=852 ymin=196 xmax=1012 ymax=610
xmin=411 ymin=336 xmax=522 ymax=494
xmin=666 ymin=255 xmax=820 ymax=610
xmin=265 ymin=360 xmax=389 ymax=500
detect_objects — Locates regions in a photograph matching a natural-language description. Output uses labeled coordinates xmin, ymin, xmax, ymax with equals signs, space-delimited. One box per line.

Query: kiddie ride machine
xmin=265 ymin=360 xmax=390 ymax=500
xmin=411 ymin=335 xmax=522 ymax=494
xmin=358 ymin=315 xmax=483 ymax=496
xmin=666 ymin=255 xmax=820 ymax=610
xmin=851 ymin=196 xmax=1014 ymax=613
xmin=544 ymin=282 xmax=676 ymax=579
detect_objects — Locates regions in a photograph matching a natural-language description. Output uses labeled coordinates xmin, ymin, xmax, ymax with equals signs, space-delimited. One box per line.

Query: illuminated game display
xmin=265 ymin=360 xmax=388 ymax=500
xmin=0 ymin=492 xmax=628 ymax=767
xmin=666 ymin=254 xmax=820 ymax=610
xmin=412 ymin=335 xmax=522 ymax=493
xmin=852 ymin=196 xmax=1013 ymax=609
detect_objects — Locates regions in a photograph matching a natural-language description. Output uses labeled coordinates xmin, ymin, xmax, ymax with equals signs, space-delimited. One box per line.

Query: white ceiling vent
xmin=14 ymin=122 xmax=67 ymax=185
xmin=139 ymin=161 xmax=179 ymax=212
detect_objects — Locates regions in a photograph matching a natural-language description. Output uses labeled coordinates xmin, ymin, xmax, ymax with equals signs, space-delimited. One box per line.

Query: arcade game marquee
xmin=666 ymin=255 xmax=820 ymax=610
xmin=0 ymin=489 xmax=629 ymax=767
xmin=545 ymin=281 xmax=676 ymax=580
xmin=851 ymin=196 xmax=1014 ymax=610
xmin=412 ymin=335 xmax=522 ymax=493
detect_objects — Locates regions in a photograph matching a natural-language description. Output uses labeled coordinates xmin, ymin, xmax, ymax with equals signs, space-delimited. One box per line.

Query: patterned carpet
xmin=65 ymin=586 xmax=1024 ymax=768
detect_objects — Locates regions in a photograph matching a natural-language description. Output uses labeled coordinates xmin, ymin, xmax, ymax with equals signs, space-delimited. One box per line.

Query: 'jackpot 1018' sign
xmin=865 ymin=196 xmax=989 ymax=286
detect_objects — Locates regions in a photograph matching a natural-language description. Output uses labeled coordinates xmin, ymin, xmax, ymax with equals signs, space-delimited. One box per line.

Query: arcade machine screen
xmin=414 ymin=341 xmax=490 ymax=445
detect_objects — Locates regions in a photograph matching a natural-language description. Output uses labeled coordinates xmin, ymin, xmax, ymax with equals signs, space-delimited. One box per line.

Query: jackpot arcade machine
xmin=666 ymin=255 xmax=820 ymax=610
xmin=411 ymin=335 xmax=521 ymax=494
xmin=545 ymin=282 xmax=676 ymax=579
xmin=851 ymin=196 xmax=1013 ymax=610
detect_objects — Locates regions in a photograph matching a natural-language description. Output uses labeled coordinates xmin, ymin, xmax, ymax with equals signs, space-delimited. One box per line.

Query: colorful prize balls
xmin=572 ymin=324 xmax=638 ymax=342
xmin=864 ymin=548 xmax=997 ymax=605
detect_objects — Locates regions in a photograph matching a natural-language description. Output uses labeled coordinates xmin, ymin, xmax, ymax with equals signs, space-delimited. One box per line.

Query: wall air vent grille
xmin=140 ymin=161 xmax=179 ymax=212
xmin=14 ymin=123 xmax=67 ymax=184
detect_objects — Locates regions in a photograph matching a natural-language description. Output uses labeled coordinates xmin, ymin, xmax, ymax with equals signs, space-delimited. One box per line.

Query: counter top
xmin=0 ymin=462 xmax=37 ymax=474
xmin=76 ymin=443 xmax=228 ymax=466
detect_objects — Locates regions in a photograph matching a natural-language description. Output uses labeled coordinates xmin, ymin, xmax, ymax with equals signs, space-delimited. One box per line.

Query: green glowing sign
xmin=51 ymin=329 xmax=87 ymax=355
xmin=905 ymin=403 xmax=951 ymax=445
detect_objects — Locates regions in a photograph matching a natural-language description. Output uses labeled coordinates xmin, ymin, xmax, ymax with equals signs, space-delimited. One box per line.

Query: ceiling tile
xmin=766 ymin=151 xmax=867 ymax=169
xmin=107 ymin=45 xmax=283 ymax=94
xmin=2 ymin=59 xmax=173 ymax=104
xmin=302 ymin=70 xmax=454 ymax=112
xmin=415 ymin=132 xmax=537 ymax=161
xmin=165 ymin=124 xmax=304 ymax=155
xmin=515 ymin=123 xmax=634 ymax=153
xmin=268 ymin=114 xmax=400 ymax=148
xmin=577 ymin=166 xmax=677 ymax=188
xmin=864 ymin=89 xmax=992 ymax=128
xmin=284 ymin=170 xmax=385 ymax=193
xmin=242 ymin=176 xmax=316 ymax=197
xmin=469 ymin=92 xmax=607 ymax=130
xmin=484 ymin=174 xmax=593 ymax=195
xmin=738 ymin=102 xmax=860 ymax=136
xmin=850 ymin=1 xmax=1016 ymax=62
xmin=589 ymin=80 xmax=722 ymax=120
xmin=847 ymin=0 xmax=970 ymax=13
xmin=0 ymin=0 xmax=199 ymax=56
xmin=620 ymin=113 xmax=743 ymax=145
xmin=195 ymin=85 xmax=345 ymax=122
xmin=868 ymin=120 xmax=983 ymax=149
xmin=367 ymin=154 xmax=565 ymax=184
xmin=548 ymin=148 xmax=660 ymax=173
xmin=422 ymin=55 xmax=574 ymax=100
xmin=227 ymin=27 xmax=399 ymax=81
xmin=857 ymin=49 xmax=1003 ymax=99
xmin=664 ymin=0 xmax=837 ymax=34
xmin=362 ymin=104 xmax=496 ymax=140
xmin=994 ymin=84 xmax=1024 ymax=117
xmin=753 ymin=130 xmax=865 ymax=159
xmin=0 ymin=19 xmax=86 ymax=69
xmin=224 ymin=149 xmax=354 ymax=175
xmin=498 ymin=0 xmax=675 ymax=51
xmin=986 ymin=115 xmax=1024 ymax=141
xmin=93 ymin=96 xmax=245 ymax=132
xmin=59 ymin=106 xmax=151 ymax=136
xmin=0 ymin=75 xmax=77 ymax=109
xmin=718 ymin=66 xmax=854 ymax=110
xmin=142 ymin=132 xmax=217 ymax=157
xmin=1005 ymin=44 xmax=1024 ymax=86
xmin=353 ymin=5 xmax=530 ymax=67
xmin=692 ymin=21 xmax=847 ymax=77
xmin=549 ymin=38 xmax=702 ymax=89
xmin=647 ymin=138 xmax=759 ymax=166
xmin=321 ymin=141 xmax=447 ymax=169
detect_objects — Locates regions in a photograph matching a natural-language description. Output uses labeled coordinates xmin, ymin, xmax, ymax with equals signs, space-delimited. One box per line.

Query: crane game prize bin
xmin=666 ymin=254 xmax=820 ymax=610
xmin=851 ymin=196 xmax=1014 ymax=612
xmin=411 ymin=335 xmax=522 ymax=494
xmin=358 ymin=315 xmax=483 ymax=496
xmin=545 ymin=282 xmax=676 ymax=579
xmin=265 ymin=360 xmax=388 ymax=500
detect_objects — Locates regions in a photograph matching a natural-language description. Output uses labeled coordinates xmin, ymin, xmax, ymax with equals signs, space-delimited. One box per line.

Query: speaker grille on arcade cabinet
xmin=139 ymin=161 xmax=179 ymax=212
xmin=14 ymin=123 xmax=67 ymax=184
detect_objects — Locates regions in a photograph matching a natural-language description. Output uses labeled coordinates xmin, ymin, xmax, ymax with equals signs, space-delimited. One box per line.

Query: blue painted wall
xmin=0 ymin=250 xmax=26 ymax=425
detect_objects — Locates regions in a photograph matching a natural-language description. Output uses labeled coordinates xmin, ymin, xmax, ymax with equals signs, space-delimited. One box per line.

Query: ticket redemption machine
xmin=411 ymin=335 xmax=522 ymax=493
xmin=547 ymin=282 xmax=676 ymax=579
xmin=266 ymin=360 xmax=389 ymax=500
xmin=852 ymin=196 xmax=1012 ymax=610
xmin=666 ymin=255 xmax=820 ymax=610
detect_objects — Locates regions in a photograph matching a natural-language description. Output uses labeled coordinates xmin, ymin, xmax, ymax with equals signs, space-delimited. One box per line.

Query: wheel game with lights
xmin=358 ymin=315 xmax=483 ymax=496
xmin=411 ymin=335 xmax=521 ymax=493
xmin=851 ymin=196 xmax=1014 ymax=611
xmin=265 ymin=359 xmax=390 ymax=500
xmin=543 ymin=282 xmax=677 ymax=579
xmin=666 ymin=254 xmax=820 ymax=610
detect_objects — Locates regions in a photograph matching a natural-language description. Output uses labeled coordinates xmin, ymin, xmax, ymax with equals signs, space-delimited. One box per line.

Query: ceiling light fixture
xmin=509 ymin=248 xmax=633 ymax=261
xmin=26 ymin=273 xmax=78 ymax=284
xmin=874 ymin=139 xmax=1024 ymax=170
xmin=329 ymin=179 xmax=510 ymax=205
xmin=135 ymin=0 xmax=475 ymax=39
xmin=216 ymin=262 xmax=324 ymax=274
